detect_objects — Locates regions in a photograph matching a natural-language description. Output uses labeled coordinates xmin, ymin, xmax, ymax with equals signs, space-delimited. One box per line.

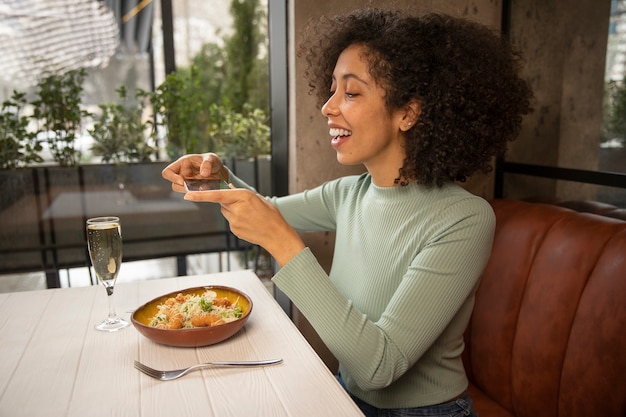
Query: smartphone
xmin=184 ymin=179 xmax=229 ymax=192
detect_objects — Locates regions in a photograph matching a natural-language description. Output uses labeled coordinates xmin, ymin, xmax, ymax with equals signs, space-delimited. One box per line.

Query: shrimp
xmin=150 ymin=292 xmax=239 ymax=329
xmin=212 ymin=297 xmax=232 ymax=308
xmin=191 ymin=313 xmax=225 ymax=327
xmin=168 ymin=311 xmax=184 ymax=329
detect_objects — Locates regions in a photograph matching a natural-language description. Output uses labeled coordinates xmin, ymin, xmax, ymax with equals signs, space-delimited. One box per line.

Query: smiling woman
xmin=300 ymin=10 xmax=532 ymax=187
xmin=321 ymin=43 xmax=420 ymax=185
xmin=162 ymin=8 xmax=533 ymax=417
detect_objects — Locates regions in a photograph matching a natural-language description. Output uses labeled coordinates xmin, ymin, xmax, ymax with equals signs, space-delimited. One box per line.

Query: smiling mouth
xmin=329 ymin=128 xmax=352 ymax=141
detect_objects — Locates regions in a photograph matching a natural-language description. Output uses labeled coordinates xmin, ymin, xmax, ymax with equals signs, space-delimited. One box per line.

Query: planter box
xmin=0 ymin=157 xmax=271 ymax=287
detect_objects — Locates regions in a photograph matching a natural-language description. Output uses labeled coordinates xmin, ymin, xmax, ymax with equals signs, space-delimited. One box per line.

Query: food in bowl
xmin=132 ymin=286 xmax=252 ymax=347
xmin=149 ymin=289 xmax=244 ymax=329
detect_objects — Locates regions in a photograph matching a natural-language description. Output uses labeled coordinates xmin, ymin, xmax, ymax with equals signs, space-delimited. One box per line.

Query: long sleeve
xmin=271 ymin=174 xmax=495 ymax=408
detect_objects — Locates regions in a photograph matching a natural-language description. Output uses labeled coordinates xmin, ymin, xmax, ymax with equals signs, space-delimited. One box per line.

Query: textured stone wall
xmin=506 ymin=0 xmax=610 ymax=200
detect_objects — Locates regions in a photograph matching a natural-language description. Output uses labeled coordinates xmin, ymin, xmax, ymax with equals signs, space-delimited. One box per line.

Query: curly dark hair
xmin=298 ymin=8 xmax=533 ymax=186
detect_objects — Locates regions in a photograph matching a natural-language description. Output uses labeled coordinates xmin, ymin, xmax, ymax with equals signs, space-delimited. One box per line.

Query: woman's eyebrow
xmin=332 ymin=72 xmax=369 ymax=86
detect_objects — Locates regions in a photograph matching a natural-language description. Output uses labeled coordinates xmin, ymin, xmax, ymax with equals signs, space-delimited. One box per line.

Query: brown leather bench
xmin=463 ymin=199 xmax=626 ymax=417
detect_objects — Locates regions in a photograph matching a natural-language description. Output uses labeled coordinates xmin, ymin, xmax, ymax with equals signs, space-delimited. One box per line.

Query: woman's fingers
xmin=184 ymin=189 xmax=276 ymax=244
xmin=183 ymin=188 xmax=305 ymax=266
xmin=162 ymin=155 xmax=199 ymax=184
xmin=183 ymin=188 xmax=245 ymax=203
xmin=162 ymin=153 xmax=226 ymax=193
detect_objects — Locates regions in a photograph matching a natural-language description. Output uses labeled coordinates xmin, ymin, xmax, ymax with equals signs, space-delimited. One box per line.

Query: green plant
xmin=145 ymin=75 xmax=271 ymax=160
xmin=207 ymin=103 xmax=271 ymax=159
xmin=146 ymin=0 xmax=270 ymax=161
xmin=222 ymin=0 xmax=268 ymax=113
xmin=144 ymin=67 xmax=213 ymax=160
xmin=89 ymin=86 xmax=157 ymax=163
xmin=184 ymin=0 xmax=268 ymax=115
xmin=31 ymin=69 xmax=90 ymax=167
xmin=184 ymin=42 xmax=228 ymax=110
xmin=0 ymin=91 xmax=42 ymax=169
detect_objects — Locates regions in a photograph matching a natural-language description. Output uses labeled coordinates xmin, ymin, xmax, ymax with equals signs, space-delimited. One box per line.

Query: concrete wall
xmin=506 ymin=0 xmax=610 ymax=200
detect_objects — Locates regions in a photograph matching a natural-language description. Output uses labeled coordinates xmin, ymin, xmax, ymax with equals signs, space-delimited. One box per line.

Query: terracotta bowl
xmin=131 ymin=285 xmax=253 ymax=347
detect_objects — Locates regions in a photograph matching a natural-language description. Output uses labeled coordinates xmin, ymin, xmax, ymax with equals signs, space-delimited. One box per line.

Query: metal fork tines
xmin=134 ymin=358 xmax=283 ymax=381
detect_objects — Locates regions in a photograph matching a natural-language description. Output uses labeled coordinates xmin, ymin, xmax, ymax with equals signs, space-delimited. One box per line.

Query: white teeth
xmin=329 ymin=128 xmax=352 ymax=137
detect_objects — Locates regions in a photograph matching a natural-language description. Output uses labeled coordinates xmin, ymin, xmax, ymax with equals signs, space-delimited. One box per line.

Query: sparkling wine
xmin=87 ymin=220 xmax=122 ymax=291
xmin=86 ymin=216 xmax=129 ymax=332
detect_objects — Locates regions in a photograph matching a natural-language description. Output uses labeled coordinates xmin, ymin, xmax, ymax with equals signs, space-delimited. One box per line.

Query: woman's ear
xmin=400 ymin=99 xmax=421 ymax=131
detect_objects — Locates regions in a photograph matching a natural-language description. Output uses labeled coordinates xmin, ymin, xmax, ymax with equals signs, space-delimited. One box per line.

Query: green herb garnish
xmin=200 ymin=297 xmax=212 ymax=312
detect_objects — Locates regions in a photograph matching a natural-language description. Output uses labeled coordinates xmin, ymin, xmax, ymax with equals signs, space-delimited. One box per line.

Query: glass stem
xmin=105 ymin=286 xmax=116 ymax=319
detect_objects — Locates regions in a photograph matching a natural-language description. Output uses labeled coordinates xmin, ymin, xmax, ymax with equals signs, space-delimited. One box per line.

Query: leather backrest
xmin=464 ymin=199 xmax=626 ymax=417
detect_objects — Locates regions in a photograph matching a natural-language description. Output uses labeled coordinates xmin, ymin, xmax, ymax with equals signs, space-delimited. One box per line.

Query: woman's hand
xmin=184 ymin=188 xmax=306 ymax=267
xmin=161 ymin=153 xmax=229 ymax=193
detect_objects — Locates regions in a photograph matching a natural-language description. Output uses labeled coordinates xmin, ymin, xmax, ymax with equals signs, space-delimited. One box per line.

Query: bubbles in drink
xmin=87 ymin=221 xmax=122 ymax=285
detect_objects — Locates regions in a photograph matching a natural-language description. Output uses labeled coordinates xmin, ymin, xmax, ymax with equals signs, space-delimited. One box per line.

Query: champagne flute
xmin=86 ymin=216 xmax=130 ymax=332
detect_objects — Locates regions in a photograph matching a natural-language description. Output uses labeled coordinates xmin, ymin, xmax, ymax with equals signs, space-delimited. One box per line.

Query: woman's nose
xmin=321 ymin=93 xmax=338 ymax=117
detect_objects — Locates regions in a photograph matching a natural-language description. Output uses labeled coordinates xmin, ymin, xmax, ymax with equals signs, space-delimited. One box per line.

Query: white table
xmin=0 ymin=270 xmax=364 ymax=416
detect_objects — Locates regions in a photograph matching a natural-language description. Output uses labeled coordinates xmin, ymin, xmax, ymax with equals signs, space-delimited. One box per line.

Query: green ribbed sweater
xmin=234 ymin=172 xmax=495 ymax=409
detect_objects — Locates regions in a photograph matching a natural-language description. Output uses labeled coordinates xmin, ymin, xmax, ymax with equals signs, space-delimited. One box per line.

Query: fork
xmin=134 ymin=358 xmax=283 ymax=381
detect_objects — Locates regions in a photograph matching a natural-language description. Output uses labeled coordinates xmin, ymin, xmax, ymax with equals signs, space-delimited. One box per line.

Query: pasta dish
xmin=149 ymin=290 xmax=244 ymax=329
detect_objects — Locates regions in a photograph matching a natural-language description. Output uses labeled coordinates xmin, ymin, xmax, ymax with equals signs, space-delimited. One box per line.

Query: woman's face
xmin=321 ymin=44 xmax=408 ymax=184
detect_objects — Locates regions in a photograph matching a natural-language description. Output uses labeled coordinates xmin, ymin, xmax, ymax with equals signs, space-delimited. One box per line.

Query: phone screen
xmin=184 ymin=179 xmax=229 ymax=192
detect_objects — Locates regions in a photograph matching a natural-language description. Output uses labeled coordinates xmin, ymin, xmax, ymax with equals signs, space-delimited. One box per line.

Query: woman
xmin=162 ymin=8 xmax=532 ymax=416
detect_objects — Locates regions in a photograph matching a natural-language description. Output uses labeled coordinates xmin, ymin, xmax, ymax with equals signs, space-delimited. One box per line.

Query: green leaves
xmin=145 ymin=67 xmax=212 ymax=160
xmin=0 ymin=0 xmax=270 ymax=168
xmin=200 ymin=297 xmax=212 ymax=312
xmin=89 ymin=86 xmax=157 ymax=163
xmin=144 ymin=69 xmax=271 ymax=160
xmin=143 ymin=0 xmax=270 ymax=160
xmin=0 ymin=91 xmax=42 ymax=169
xmin=1 ymin=69 xmax=88 ymax=168
xmin=207 ymin=103 xmax=271 ymax=159
xmin=31 ymin=69 xmax=89 ymax=167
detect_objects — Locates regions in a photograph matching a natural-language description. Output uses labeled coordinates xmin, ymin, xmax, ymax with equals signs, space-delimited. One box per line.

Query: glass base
xmin=95 ymin=316 xmax=130 ymax=332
